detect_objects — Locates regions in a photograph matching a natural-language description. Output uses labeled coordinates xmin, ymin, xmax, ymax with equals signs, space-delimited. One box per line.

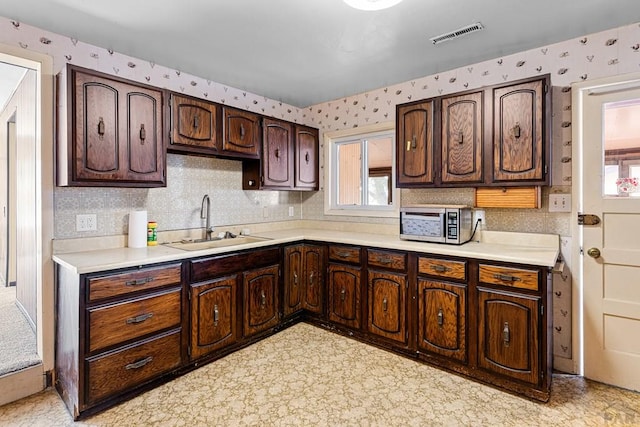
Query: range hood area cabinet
xmin=56 ymin=64 xmax=167 ymax=187
xmin=242 ymin=119 xmax=319 ymax=191
xmin=396 ymin=75 xmax=551 ymax=188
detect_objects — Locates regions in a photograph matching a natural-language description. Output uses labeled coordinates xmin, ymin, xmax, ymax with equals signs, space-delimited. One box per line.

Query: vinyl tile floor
xmin=1 ymin=323 xmax=639 ymax=426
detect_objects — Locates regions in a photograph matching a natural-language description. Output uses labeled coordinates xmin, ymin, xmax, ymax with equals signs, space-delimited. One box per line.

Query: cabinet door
xmin=72 ymin=71 xmax=164 ymax=185
xmin=303 ymin=245 xmax=325 ymax=314
xmin=222 ymin=107 xmax=260 ymax=158
xmin=295 ymin=125 xmax=319 ymax=190
xmin=417 ymin=279 xmax=467 ymax=362
xmin=262 ymin=118 xmax=293 ymax=188
xmin=328 ymin=264 xmax=361 ymax=329
xmin=367 ymin=270 xmax=407 ymax=344
xmin=396 ymin=101 xmax=435 ymax=186
xmin=284 ymin=245 xmax=304 ymax=316
xmin=493 ymin=79 xmax=545 ymax=182
xmin=189 ymin=276 xmax=237 ymax=360
xmin=170 ymin=94 xmax=218 ymax=151
xmin=441 ymin=91 xmax=483 ymax=184
xmin=477 ymin=288 xmax=540 ymax=384
xmin=243 ymin=265 xmax=280 ymax=337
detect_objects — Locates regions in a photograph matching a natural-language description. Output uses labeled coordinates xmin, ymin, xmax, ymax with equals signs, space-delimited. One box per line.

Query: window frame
xmin=323 ymin=122 xmax=399 ymax=218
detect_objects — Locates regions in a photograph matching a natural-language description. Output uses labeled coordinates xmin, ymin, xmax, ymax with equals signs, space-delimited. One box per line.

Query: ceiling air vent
xmin=429 ymin=22 xmax=484 ymax=45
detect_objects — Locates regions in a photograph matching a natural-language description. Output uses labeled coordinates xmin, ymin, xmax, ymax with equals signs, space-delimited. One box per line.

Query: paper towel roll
xmin=128 ymin=210 xmax=148 ymax=248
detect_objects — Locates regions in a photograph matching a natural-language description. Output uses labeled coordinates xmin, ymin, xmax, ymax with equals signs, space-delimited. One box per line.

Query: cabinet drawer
xmin=367 ymin=250 xmax=406 ymax=271
xmin=88 ymin=289 xmax=181 ymax=353
xmin=479 ymin=264 xmax=539 ymax=291
xmin=88 ymin=264 xmax=182 ymax=302
xmin=329 ymin=245 xmax=361 ymax=264
xmin=87 ymin=330 xmax=181 ymax=404
xmin=190 ymin=248 xmax=279 ymax=283
xmin=418 ymin=257 xmax=466 ymax=281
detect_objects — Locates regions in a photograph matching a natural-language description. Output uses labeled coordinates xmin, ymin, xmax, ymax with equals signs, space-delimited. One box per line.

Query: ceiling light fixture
xmin=343 ymin=0 xmax=404 ymax=11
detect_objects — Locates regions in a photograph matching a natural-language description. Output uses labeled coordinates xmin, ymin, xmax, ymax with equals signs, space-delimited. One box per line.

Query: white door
xmin=578 ymin=78 xmax=640 ymax=392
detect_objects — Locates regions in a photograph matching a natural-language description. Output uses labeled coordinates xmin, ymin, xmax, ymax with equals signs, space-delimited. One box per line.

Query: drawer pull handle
xmin=309 ymin=271 xmax=314 ymax=286
xmin=378 ymin=257 xmax=393 ymax=264
xmin=126 ymin=312 xmax=153 ymax=324
xmin=305 ymin=152 xmax=310 ymax=164
xmin=382 ymin=298 xmax=388 ymax=312
xmin=340 ymin=288 xmax=346 ymax=301
xmin=193 ymin=115 xmax=199 ymax=129
xmin=293 ymin=271 xmax=298 ymax=285
xmin=437 ymin=309 xmax=444 ymax=327
xmin=503 ymin=322 xmax=510 ymax=346
xmin=97 ymin=117 xmax=105 ymax=138
xmin=275 ymin=148 xmax=280 ymax=159
xmin=494 ymin=273 xmax=521 ymax=282
xmin=125 ymin=356 xmax=153 ymax=370
xmin=239 ymin=123 xmax=245 ymax=139
xmin=260 ymin=291 xmax=266 ymax=307
xmin=125 ymin=277 xmax=155 ymax=286
xmin=431 ymin=264 xmax=450 ymax=273
xmin=336 ymin=251 xmax=351 ymax=258
xmin=213 ymin=304 xmax=219 ymax=325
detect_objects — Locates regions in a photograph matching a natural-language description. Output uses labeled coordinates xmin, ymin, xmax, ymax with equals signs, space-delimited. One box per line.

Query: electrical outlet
xmin=472 ymin=210 xmax=485 ymax=228
xmin=549 ymin=194 xmax=571 ymax=212
xmin=262 ymin=206 xmax=269 ymax=218
xmin=76 ymin=214 xmax=97 ymax=231
xmin=288 ymin=206 xmax=294 ymax=217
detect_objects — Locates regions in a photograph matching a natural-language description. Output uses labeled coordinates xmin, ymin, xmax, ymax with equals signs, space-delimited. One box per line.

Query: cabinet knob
xmin=309 ymin=271 xmax=315 ymax=286
xmin=305 ymin=152 xmax=310 ymax=164
xmin=340 ymin=288 xmax=346 ymax=301
xmin=503 ymin=322 xmax=511 ymax=346
xmin=275 ymin=148 xmax=280 ymax=159
xmin=382 ymin=298 xmax=388 ymax=312
xmin=457 ymin=131 xmax=464 ymax=144
xmin=193 ymin=115 xmax=199 ymax=129
xmin=293 ymin=271 xmax=298 ymax=285
xmin=240 ymin=123 xmax=246 ymax=139
xmin=213 ymin=304 xmax=219 ymax=325
xmin=512 ymin=123 xmax=521 ymax=139
xmin=437 ymin=309 xmax=444 ymax=327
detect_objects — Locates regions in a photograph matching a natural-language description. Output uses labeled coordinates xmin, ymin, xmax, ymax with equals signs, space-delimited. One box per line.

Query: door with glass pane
xmin=580 ymin=82 xmax=640 ymax=392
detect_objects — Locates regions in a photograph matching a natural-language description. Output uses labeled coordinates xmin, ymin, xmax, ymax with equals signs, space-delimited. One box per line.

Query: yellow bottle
xmin=147 ymin=221 xmax=158 ymax=246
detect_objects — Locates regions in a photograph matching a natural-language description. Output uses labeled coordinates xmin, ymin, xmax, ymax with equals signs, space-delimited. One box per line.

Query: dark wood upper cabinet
xmin=396 ymin=101 xmax=435 ymax=187
xmin=168 ymin=94 xmax=219 ymax=155
xmin=262 ymin=118 xmax=294 ymax=189
xmin=441 ymin=91 xmax=483 ymax=184
xmin=294 ymin=125 xmax=319 ymax=190
xmin=57 ymin=65 xmax=166 ymax=187
xmin=222 ymin=107 xmax=261 ymax=159
xmin=395 ymin=75 xmax=550 ymax=188
xmin=493 ymin=79 xmax=546 ymax=183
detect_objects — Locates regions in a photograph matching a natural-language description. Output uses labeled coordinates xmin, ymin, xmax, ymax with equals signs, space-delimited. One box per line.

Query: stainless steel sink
xmin=164 ymin=235 xmax=271 ymax=251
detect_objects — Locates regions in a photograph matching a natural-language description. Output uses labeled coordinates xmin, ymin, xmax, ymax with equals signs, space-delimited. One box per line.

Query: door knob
xmin=587 ymin=247 xmax=601 ymax=258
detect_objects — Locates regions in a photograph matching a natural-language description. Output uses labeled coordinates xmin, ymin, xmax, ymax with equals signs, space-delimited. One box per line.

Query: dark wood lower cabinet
xmin=243 ymin=265 xmax=280 ymax=337
xmin=367 ymin=270 xmax=407 ymax=344
xmin=328 ymin=264 xmax=361 ymax=329
xmin=417 ymin=279 xmax=467 ymax=362
xmin=189 ymin=275 xmax=237 ymax=359
xmin=56 ymin=243 xmax=552 ymax=420
xmin=477 ymin=287 xmax=541 ymax=385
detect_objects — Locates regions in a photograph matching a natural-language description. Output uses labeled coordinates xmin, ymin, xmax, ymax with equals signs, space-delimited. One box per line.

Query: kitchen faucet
xmin=200 ymin=194 xmax=214 ymax=240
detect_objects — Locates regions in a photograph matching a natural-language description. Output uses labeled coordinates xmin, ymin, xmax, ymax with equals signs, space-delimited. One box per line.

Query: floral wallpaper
xmin=2 ymin=14 xmax=639 ymax=371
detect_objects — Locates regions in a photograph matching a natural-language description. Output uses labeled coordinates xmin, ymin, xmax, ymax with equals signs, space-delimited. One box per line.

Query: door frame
xmin=572 ymin=71 xmax=640 ymax=378
xmin=0 ymin=44 xmax=54 ymax=406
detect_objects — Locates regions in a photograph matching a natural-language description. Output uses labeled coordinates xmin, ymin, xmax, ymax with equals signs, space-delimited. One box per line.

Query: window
xmin=324 ymin=123 xmax=398 ymax=217
xmin=603 ymin=99 xmax=640 ymax=197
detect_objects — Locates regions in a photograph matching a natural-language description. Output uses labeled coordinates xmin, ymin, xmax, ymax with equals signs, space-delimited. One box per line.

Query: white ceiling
xmin=1 ymin=0 xmax=640 ymax=107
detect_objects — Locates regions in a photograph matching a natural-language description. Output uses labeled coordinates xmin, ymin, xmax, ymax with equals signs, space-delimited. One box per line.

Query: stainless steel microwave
xmin=400 ymin=204 xmax=473 ymax=245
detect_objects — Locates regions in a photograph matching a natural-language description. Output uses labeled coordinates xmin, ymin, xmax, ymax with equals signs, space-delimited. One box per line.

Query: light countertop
xmin=53 ymin=228 xmax=559 ymax=275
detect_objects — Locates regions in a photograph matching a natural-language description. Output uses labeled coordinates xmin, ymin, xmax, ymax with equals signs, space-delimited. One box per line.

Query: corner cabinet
xmin=395 ymin=75 xmax=550 ymax=188
xmin=57 ymin=64 xmax=166 ymax=187
xmin=283 ymin=244 xmax=325 ymax=317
